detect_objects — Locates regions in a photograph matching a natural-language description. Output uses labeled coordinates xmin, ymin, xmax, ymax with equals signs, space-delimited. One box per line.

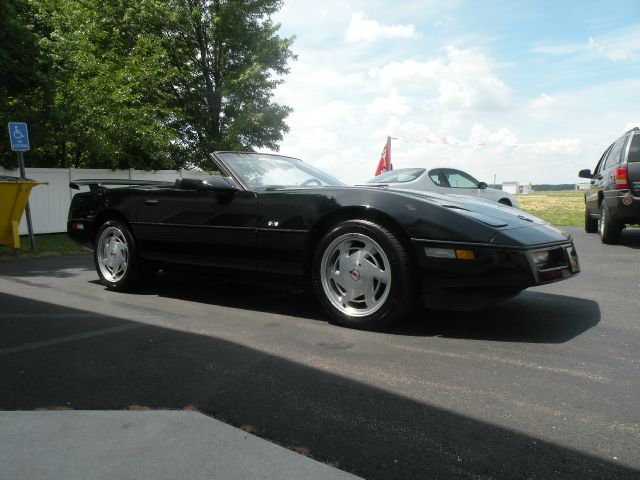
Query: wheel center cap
xmin=348 ymin=269 xmax=361 ymax=281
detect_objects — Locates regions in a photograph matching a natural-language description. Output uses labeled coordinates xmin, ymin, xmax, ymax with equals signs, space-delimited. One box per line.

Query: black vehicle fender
xmin=303 ymin=206 xmax=416 ymax=276
xmin=92 ymin=209 xmax=132 ymax=244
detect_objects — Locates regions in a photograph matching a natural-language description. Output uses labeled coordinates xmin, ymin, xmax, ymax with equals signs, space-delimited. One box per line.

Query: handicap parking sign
xmin=8 ymin=122 xmax=30 ymax=152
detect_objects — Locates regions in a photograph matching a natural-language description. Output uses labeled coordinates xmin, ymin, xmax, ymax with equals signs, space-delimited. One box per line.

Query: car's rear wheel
xmin=598 ymin=202 xmax=622 ymax=244
xmin=94 ymin=220 xmax=156 ymax=291
xmin=584 ymin=204 xmax=598 ymax=233
xmin=312 ymin=220 xmax=415 ymax=330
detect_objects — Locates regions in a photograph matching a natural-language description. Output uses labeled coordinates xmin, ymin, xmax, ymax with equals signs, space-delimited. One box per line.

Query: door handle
xmin=144 ymin=199 xmax=159 ymax=206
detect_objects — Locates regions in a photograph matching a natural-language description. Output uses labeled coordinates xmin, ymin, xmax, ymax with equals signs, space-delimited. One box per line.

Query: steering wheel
xmin=300 ymin=178 xmax=322 ymax=187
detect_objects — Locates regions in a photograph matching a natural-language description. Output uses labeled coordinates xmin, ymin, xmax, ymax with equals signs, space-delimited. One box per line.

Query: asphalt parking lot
xmin=1 ymin=227 xmax=639 ymax=479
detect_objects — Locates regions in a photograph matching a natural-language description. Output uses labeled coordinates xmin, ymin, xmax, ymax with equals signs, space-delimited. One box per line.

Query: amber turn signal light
xmin=455 ymin=249 xmax=475 ymax=260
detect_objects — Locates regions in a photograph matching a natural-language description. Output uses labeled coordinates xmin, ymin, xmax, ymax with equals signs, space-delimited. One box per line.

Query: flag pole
xmin=387 ymin=136 xmax=391 ymax=171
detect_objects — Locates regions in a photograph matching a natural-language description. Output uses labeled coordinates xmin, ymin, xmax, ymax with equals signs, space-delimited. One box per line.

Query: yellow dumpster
xmin=0 ymin=177 xmax=45 ymax=249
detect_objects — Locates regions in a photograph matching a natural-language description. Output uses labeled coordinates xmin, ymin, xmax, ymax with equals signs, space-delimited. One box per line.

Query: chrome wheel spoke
xmin=359 ymin=259 xmax=390 ymax=284
xmin=362 ymin=282 xmax=379 ymax=308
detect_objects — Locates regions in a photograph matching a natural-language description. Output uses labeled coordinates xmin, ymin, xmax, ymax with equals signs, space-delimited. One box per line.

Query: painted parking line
xmin=0 ymin=324 xmax=145 ymax=355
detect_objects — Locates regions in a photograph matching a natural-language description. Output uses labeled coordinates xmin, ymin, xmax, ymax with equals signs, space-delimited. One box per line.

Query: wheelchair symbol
xmin=13 ymin=126 xmax=24 ymax=139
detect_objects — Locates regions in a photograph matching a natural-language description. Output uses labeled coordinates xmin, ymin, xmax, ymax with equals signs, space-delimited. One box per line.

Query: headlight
xmin=531 ymin=250 xmax=550 ymax=266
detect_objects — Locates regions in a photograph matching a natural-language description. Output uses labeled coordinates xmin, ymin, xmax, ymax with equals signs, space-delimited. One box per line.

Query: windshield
xmin=367 ymin=168 xmax=425 ymax=183
xmin=217 ymin=152 xmax=345 ymax=188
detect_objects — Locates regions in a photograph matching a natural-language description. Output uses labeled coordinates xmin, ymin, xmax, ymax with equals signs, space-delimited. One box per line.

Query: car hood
xmin=374 ymin=186 xmax=542 ymax=229
xmin=286 ymin=184 xmax=538 ymax=229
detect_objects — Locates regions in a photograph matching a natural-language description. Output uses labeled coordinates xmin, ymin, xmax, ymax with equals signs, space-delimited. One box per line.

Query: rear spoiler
xmin=69 ymin=179 xmax=174 ymax=192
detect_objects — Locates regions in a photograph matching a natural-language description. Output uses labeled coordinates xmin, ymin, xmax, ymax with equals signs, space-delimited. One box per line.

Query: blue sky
xmin=271 ymin=1 xmax=640 ymax=185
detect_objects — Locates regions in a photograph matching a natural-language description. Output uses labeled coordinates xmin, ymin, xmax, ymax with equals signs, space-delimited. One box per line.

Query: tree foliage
xmin=0 ymin=0 xmax=294 ymax=170
xmin=0 ymin=0 xmax=51 ymax=167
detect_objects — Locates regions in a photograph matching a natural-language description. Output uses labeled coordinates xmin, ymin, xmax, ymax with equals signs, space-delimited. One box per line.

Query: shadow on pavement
xmin=390 ymin=291 xmax=601 ymax=343
xmin=619 ymin=228 xmax=640 ymax=248
xmin=148 ymin=272 xmax=599 ymax=344
xmin=0 ymin=294 xmax=633 ymax=480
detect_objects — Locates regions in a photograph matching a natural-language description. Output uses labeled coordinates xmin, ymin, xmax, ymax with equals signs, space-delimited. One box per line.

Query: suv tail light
xmin=614 ymin=166 xmax=629 ymax=189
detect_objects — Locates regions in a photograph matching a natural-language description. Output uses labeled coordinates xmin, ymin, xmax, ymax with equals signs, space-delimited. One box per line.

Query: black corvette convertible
xmin=67 ymin=152 xmax=580 ymax=329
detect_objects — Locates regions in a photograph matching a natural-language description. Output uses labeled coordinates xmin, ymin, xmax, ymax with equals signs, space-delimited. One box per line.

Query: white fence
xmin=0 ymin=167 xmax=211 ymax=234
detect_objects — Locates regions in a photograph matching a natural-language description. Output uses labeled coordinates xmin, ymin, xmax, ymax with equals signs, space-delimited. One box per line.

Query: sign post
xmin=8 ymin=122 xmax=35 ymax=251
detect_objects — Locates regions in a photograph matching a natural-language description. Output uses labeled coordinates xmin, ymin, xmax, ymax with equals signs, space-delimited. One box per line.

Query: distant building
xmin=575 ymin=182 xmax=589 ymax=191
xmin=502 ymin=182 xmax=533 ymax=194
xmin=520 ymin=183 xmax=533 ymax=194
xmin=502 ymin=182 xmax=519 ymax=195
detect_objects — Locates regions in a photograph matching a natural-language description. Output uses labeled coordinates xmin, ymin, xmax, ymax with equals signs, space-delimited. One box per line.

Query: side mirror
xmin=578 ymin=169 xmax=592 ymax=179
xmin=478 ymin=181 xmax=488 ymax=189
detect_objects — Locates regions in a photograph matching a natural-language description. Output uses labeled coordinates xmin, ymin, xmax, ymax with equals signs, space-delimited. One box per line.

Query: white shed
xmin=502 ymin=182 xmax=519 ymax=195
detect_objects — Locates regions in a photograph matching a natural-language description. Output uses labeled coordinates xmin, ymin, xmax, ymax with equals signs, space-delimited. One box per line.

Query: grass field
xmin=0 ymin=233 xmax=88 ymax=259
xmin=516 ymin=190 xmax=584 ymax=227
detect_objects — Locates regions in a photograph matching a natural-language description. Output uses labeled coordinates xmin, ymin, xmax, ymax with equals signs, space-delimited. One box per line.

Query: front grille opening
xmin=535 ymin=247 xmax=568 ymax=271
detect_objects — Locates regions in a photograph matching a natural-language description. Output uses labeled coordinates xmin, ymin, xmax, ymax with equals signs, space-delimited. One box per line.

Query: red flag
xmin=374 ymin=137 xmax=392 ymax=176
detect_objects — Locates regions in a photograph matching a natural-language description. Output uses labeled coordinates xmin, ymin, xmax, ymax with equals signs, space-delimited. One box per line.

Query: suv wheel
xmin=584 ymin=204 xmax=598 ymax=233
xmin=598 ymin=203 xmax=622 ymax=244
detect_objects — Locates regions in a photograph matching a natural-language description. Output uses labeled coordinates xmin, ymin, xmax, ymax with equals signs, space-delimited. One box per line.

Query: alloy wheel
xmin=97 ymin=226 xmax=129 ymax=283
xmin=320 ymin=233 xmax=391 ymax=317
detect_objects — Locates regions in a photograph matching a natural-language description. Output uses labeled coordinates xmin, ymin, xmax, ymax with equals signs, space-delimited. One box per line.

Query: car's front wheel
xmin=312 ymin=220 xmax=415 ymax=330
xmin=598 ymin=202 xmax=622 ymax=244
xmin=94 ymin=219 xmax=156 ymax=291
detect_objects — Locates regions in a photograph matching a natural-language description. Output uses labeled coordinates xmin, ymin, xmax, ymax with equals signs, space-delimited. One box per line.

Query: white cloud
xmin=366 ymin=90 xmax=411 ymax=116
xmin=588 ymin=37 xmax=637 ymax=62
xmin=270 ymin=3 xmax=638 ymax=186
xmin=369 ymin=48 xmax=511 ymax=109
xmin=527 ymin=93 xmax=556 ymax=110
xmin=345 ymin=12 xmax=422 ymax=44
xmin=532 ymin=25 xmax=640 ymax=62
xmin=468 ymin=124 xmax=518 ymax=146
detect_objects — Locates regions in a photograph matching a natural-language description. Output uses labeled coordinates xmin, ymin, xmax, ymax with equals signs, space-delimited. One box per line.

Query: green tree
xmin=1 ymin=0 xmax=295 ymax=170
xmin=169 ymin=0 xmax=295 ymax=168
xmin=0 ymin=0 xmax=51 ymax=168
xmin=29 ymin=0 xmax=183 ymax=169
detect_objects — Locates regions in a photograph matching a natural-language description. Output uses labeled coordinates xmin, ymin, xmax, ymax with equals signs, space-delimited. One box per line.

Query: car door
xmin=586 ymin=145 xmax=611 ymax=213
xmin=592 ymin=137 xmax=626 ymax=212
xmin=133 ymin=180 xmax=258 ymax=270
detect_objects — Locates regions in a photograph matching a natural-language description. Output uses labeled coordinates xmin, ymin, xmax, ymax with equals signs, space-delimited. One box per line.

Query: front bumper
xmin=412 ymin=238 xmax=580 ymax=292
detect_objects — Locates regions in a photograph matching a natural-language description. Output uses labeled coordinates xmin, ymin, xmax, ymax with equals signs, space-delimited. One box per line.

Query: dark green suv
xmin=579 ymin=127 xmax=640 ymax=244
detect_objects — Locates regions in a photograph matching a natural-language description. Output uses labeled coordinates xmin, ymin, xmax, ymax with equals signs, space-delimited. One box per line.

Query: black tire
xmin=584 ymin=204 xmax=598 ymax=233
xmin=94 ymin=219 xmax=156 ymax=291
xmin=598 ymin=202 xmax=622 ymax=244
xmin=498 ymin=198 xmax=512 ymax=207
xmin=311 ymin=220 xmax=415 ymax=330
